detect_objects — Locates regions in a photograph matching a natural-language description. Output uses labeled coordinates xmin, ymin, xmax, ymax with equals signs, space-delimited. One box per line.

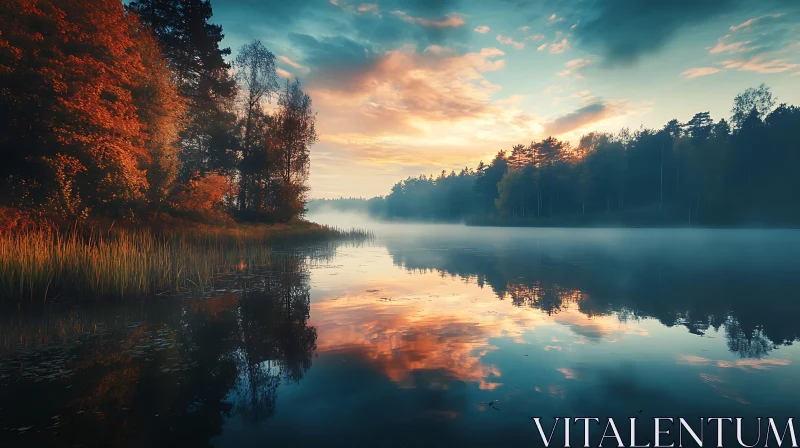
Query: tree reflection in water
xmin=385 ymin=235 xmax=800 ymax=359
xmin=231 ymin=255 xmax=316 ymax=423
xmin=0 ymin=252 xmax=317 ymax=447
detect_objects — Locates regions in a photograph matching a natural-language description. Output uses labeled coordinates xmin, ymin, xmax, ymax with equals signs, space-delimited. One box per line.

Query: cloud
xmin=569 ymin=90 xmax=594 ymax=103
xmin=680 ymin=67 xmax=723 ymax=78
xmin=288 ymin=32 xmax=548 ymax=174
xmin=350 ymin=8 xmax=469 ymax=50
xmin=693 ymin=10 xmax=800 ymax=78
xmin=300 ymin=44 xmax=546 ymax=187
xmin=526 ymin=34 xmax=545 ymax=41
xmin=557 ymin=368 xmax=577 ymax=379
xmin=276 ymin=67 xmax=293 ymax=78
xmin=678 ymin=354 xmax=791 ymax=370
xmin=571 ymin=0 xmax=741 ymax=65
xmin=557 ymin=58 xmax=591 ymax=77
xmin=393 ymin=10 xmax=466 ymax=28
xmin=474 ymin=25 xmax=490 ymax=34
xmin=549 ymin=38 xmax=570 ymax=54
xmin=288 ymin=33 xmax=381 ymax=90
xmin=357 ymin=3 xmax=378 ymax=13
xmin=730 ymin=13 xmax=784 ymax=32
xmin=707 ymin=13 xmax=795 ymax=57
xmin=332 ymin=0 xmax=381 ymax=15
xmin=496 ymin=34 xmax=526 ymax=49
xmin=301 ymin=45 xmax=512 ymax=133
xmin=485 ymin=0 xmax=797 ymax=66
xmin=718 ymin=56 xmax=800 ymax=73
xmin=570 ymin=90 xmax=590 ymax=97
xmin=543 ymin=101 xmax=621 ymax=135
xmin=537 ymin=43 xmax=547 ymax=51
xmin=708 ymin=37 xmax=754 ymax=54
xmin=519 ymin=25 xmax=531 ymax=32
xmin=279 ymin=55 xmax=305 ymax=69
xmin=544 ymin=85 xmax=564 ymax=94
xmin=217 ymin=0 xmax=472 ymax=52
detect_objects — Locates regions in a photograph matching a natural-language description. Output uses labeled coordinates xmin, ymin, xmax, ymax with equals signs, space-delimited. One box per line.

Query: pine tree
xmin=128 ymin=0 xmax=239 ymax=178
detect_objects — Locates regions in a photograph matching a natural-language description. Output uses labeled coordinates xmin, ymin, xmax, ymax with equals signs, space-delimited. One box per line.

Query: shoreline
xmin=0 ymin=220 xmax=371 ymax=305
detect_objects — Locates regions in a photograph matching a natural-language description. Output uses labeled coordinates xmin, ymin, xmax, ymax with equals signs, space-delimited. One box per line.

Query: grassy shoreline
xmin=0 ymin=221 xmax=370 ymax=304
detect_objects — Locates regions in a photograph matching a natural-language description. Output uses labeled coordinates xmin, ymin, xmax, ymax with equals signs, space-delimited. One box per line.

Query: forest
xmin=0 ymin=0 xmax=317 ymax=229
xmin=314 ymin=84 xmax=800 ymax=227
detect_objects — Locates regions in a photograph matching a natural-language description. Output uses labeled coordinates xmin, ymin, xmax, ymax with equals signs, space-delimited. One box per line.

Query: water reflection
xmin=0 ymin=252 xmax=316 ymax=447
xmin=380 ymin=229 xmax=800 ymax=358
xmin=2 ymin=225 xmax=800 ymax=446
xmin=232 ymin=258 xmax=316 ymax=422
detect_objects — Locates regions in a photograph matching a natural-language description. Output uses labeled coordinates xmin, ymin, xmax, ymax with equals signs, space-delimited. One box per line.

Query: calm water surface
xmin=2 ymin=215 xmax=800 ymax=447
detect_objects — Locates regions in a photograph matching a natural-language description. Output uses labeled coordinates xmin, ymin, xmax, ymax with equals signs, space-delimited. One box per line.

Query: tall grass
xmin=0 ymin=222 xmax=371 ymax=303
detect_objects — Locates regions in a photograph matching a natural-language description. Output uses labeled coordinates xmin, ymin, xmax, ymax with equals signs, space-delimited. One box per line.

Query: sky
xmin=208 ymin=0 xmax=800 ymax=198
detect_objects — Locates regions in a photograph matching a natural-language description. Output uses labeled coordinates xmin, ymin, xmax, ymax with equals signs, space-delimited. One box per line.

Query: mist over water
xmin=309 ymin=209 xmax=800 ymax=272
xmin=4 ymin=212 xmax=800 ymax=446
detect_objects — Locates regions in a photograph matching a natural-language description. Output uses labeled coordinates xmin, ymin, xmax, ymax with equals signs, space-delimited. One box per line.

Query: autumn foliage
xmin=172 ymin=172 xmax=236 ymax=224
xmin=0 ymin=0 xmax=317 ymax=226
xmin=0 ymin=0 xmax=182 ymax=220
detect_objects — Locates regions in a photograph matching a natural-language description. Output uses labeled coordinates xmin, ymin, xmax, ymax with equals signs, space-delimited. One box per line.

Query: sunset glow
xmin=205 ymin=0 xmax=800 ymax=197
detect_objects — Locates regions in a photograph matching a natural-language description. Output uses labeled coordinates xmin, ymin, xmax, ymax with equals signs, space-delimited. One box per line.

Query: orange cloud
xmin=707 ymin=37 xmax=753 ymax=55
xmin=357 ymin=3 xmax=377 ymax=13
xmin=729 ymin=13 xmax=784 ymax=32
xmin=680 ymin=67 xmax=722 ymax=79
xmin=279 ymin=55 xmax=305 ymax=69
xmin=496 ymin=34 xmax=525 ymax=50
xmin=309 ymin=46 xmax=506 ymax=122
xmin=678 ymin=354 xmax=791 ymax=370
xmin=557 ymin=368 xmax=577 ymax=379
xmin=549 ymin=38 xmax=570 ymax=54
xmin=305 ymin=45 xmax=544 ymax=168
xmin=557 ymin=58 xmax=591 ymax=77
xmin=276 ymin=67 xmax=293 ymax=78
xmin=309 ymin=264 xmax=652 ymax=388
xmin=718 ymin=56 xmax=800 ymax=74
xmin=310 ymin=283 xmax=523 ymax=389
xmin=393 ymin=10 xmax=465 ymax=28
xmin=474 ymin=25 xmax=490 ymax=34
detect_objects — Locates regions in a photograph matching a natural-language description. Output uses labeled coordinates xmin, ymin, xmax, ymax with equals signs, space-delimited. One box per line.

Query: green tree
xmin=234 ymin=40 xmax=279 ymax=218
xmin=730 ymin=83 xmax=775 ymax=131
xmin=474 ymin=152 xmax=508 ymax=214
xmin=128 ymin=0 xmax=239 ymax=178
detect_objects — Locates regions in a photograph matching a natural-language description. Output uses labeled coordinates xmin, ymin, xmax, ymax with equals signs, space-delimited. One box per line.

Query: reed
xmin=0 ymin=222 xmax=371 ymax=303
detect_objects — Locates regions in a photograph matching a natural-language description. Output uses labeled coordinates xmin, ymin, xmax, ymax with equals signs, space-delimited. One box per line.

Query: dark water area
xmin=2 ymin=215 xmax=800 ymax=447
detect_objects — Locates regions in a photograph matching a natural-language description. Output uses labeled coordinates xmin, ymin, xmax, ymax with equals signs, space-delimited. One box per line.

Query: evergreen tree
xmin=128 ymin=0 xmax=239 ymax=177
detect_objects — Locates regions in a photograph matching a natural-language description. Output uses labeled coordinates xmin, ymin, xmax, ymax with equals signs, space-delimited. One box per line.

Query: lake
xmin=2 ymin=214 xmax=800 ymax=447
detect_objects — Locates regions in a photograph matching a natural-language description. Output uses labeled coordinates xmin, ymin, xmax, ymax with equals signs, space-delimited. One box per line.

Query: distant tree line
xmin=0 ymin=0 xmax=317 ymax=226
xmin=331 ymin=84 xmax=799 ymax=227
